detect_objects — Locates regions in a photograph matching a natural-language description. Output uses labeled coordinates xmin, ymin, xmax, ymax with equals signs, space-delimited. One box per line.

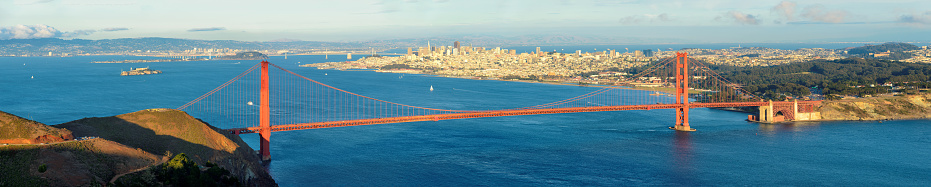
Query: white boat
xmin=247 ymin=101 xmax=254 ymax=106
xmin=430 ymin=85 xmax=434 ymax=91
xmin=31 ymin=76 xmax=34 ymax=79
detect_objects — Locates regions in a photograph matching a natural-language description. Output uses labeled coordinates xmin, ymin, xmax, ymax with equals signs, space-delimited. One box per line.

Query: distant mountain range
xmin=0 ymin=37 xmax=364 ymax=56
xmin=0 ymin=34 xmax=687 ymax=56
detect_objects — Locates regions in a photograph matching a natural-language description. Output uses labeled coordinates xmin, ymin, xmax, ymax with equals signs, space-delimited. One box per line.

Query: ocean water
xmin=1 ymin=55 xmax=929 ymax=186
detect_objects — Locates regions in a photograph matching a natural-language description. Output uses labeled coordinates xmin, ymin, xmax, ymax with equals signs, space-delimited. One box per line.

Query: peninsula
xmin=214 ymin=52 xmax=268 ymax=60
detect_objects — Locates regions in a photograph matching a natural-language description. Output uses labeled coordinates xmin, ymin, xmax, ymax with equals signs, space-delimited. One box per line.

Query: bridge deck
xmin=227 ymin=101 xmax=820 ymax=134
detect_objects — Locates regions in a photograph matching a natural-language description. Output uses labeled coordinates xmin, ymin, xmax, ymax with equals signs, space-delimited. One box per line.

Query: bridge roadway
xmin=227 ymin=101 xmax=818 ymax=134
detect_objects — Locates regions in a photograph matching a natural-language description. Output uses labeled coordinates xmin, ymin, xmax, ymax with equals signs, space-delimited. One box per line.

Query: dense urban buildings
xmin=307 ymin=42 xmax=931 ymax=85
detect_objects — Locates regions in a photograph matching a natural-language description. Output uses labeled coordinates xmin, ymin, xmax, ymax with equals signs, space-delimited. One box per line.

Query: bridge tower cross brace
xmin=671 ymin=52 xmax=696 ymax=131
xmin=260 ymin=61 xmax=272 ymax=161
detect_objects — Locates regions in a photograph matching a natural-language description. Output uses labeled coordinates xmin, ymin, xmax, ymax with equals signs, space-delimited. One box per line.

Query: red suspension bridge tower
xmin=259 ymin=61 xmax=271 ymax=161
xmin=671 ymin=52 xmax=695 ymax=131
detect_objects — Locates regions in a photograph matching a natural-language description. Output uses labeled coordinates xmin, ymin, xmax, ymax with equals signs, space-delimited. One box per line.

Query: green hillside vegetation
xmin=847 ymin=43 xmax=920 ymax=54
xmin=708 ymin=58 xmax=931 ymax=100
xmin=113 ymin=153 xmax=241 ymax=186
xmin=847 ymin=42 xmax=920 ymax=60
xmin=0 ymin=111 xmax=71 ymax=140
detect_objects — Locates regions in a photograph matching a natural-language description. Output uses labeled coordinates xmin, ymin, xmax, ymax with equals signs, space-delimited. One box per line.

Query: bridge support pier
xmin=670 ymin=52 xmax=695 ymax=131
xmin=260 ymin=61 xmax=271 ymax=161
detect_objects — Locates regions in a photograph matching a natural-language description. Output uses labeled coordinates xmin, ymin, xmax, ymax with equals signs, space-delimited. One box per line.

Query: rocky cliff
xmin=818 ymin=93 xmax=931 ymax=121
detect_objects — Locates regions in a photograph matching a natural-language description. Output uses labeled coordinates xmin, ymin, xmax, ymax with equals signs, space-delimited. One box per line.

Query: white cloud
xmin=619 ymin=13 xmax=673 ymax=24
xmin=899 ymin=11 xmax=931 ymax=26
xmin=102 ymin=27 xmax=129 ymax=31
xmin=771 ymin=1 xmax=796 ymax=21
xmin=63 ymin=29 xmax=96 ymax=37
xmin=717 ymin=11 xmax=759 ymax=25
xmin=0 ymin=24 xmax=129 ymax=39
xmin=0 ymin=24 xmax=63 ymax=39
xmin=799 ymin=4 xmax=847 ymax=23
xmin=187 ymin=27 xmax=226 ymax=32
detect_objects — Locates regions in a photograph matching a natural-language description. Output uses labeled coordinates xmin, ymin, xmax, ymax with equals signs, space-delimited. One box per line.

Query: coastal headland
xmin=0 ymin=109 xmax=277 ymax=186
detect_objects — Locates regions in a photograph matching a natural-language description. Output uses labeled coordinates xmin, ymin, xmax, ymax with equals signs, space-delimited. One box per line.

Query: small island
xmin=213 ymin=52 xmax=269 ymax=60
xmin=121 ymin=67 xmax=162 ymax=76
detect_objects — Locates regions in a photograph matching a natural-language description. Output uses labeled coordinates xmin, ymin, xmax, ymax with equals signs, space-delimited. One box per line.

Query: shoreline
xmin=315 ymin=67 xmax=702 ymax=94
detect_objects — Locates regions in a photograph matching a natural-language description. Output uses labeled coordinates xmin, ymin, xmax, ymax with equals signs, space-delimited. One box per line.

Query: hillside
xmin=56 ymin=108 xmax=277 ymax=186
xmin=0 ymin=139 xmax=162 ymax=186
xmin=818 ymin=93 xmax=931 ymax=121
xmin=215 ymin=51 xmax=269 ymax=60
xmin=0 ymin=111 xmax=73 ymax=144
xmin=709 ymin=58 xmax=931 ymax=100
xmin=846 ymin=42 xmax=920 ymax=60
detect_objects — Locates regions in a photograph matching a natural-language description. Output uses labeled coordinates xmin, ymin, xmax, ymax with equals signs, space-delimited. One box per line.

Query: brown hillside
xmin=56 ymin=108 xmax=277 ymax=186
xmin=0 ymin=139 xmax=161 ymax=186
xmin=819 ymin=93 xmax=931 ymax=120
xmin=0 ymin=111 xmax=73 ymax=144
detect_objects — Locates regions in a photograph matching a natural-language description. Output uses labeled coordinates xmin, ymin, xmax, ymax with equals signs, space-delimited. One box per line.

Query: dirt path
xmin=108 ymin=156 xmax=168 ymax=185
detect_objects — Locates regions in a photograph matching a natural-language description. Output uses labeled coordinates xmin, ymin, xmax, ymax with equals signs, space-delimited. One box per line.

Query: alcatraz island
xmin=120 ymin=67 xmax=162 ymax=76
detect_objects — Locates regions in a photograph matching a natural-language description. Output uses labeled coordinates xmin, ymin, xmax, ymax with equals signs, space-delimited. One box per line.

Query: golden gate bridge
xmin=177 ymin=53 xmax=820 ymax=161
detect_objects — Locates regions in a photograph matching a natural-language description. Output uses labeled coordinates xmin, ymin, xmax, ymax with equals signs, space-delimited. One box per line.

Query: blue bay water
xmin=1 ymin=55 xmax=930 ymax=186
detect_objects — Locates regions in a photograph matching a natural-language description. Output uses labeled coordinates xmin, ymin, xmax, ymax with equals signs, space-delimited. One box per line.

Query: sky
xmin=1 ymin=0 xmax=931 ymax=43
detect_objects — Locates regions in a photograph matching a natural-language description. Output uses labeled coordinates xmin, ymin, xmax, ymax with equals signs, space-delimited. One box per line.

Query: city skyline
xmin=2 ymin=0 xmax=931 ymax=43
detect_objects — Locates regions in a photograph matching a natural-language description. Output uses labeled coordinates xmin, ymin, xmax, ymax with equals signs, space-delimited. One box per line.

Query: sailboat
xmin=430 ymin=85 xmax=434 ymax=91
xmin=649 ymin=87 xmax=663 ymax=96
xmin=31 ymin=76 xmax=34 ymax=79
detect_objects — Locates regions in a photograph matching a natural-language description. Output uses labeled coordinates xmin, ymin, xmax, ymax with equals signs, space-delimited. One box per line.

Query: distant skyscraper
xmin=536 ymin=47 xmax=541 ymax=56
xmin=510 ymin=50 xmax=516 ymax=55
xmin=642 ymin=49 xmax=653 ymax=57
xmin=347 ymin=53 xmax=352 ymax=59
xmin=454 ymin=41 xmax=460 ymax=49
xmin=634 ymin=50 xmax=643 ymax=57
xmin=407 ymin=47 xmax=413 ymax=55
